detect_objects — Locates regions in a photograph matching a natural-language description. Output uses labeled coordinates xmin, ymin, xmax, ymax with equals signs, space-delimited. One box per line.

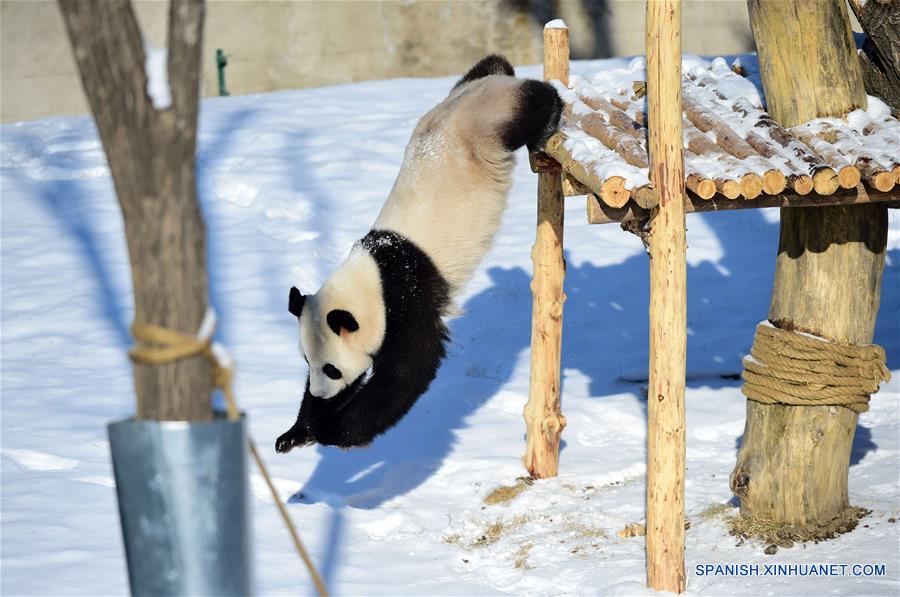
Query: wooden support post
xmin=523 ymin=23 xmax=569 ymax=479
xmin=733 ymin=0 xmax=887 ymax=526
xmin=645 ymin=0 xmax=686 ymax=592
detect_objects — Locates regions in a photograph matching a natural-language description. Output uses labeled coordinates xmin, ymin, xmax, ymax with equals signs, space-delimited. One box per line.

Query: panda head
xmin=287 ymin=252 xmax=386 ymax=400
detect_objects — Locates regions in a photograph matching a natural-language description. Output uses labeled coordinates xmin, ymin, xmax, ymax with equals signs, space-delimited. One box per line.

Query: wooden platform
xmin=532 ymin=58 xmax=900 ymax=222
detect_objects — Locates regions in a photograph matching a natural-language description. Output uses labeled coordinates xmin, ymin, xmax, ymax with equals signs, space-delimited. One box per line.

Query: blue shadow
xmin=291 ymin=206 xmax=898 ymax=511
xmin=4 ymin=126 xmax=132 ymax=347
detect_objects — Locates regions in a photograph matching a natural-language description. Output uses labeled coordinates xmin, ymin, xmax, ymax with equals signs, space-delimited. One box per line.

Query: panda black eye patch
xmin=323 ymin=364 xmax=342 ymax=380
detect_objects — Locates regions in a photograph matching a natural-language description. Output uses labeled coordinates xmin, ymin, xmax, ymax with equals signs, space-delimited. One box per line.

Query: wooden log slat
xmin=855 ymin=157 xmax=896 ymax=192
xmin=682 ymin=119 xmax=769 ymax=198
xmin=556 ymin=72 xmax=896 ymax=207
xmin=611 ymin=95 xmax=647 ymax=126
xmin=562 ymin=174 xmax=592 ymax=196
xmin=562 ymin=99 xmax=657 ymax=206
xmin=608 ymin=92 xmax=754 ymax=199
xmin=685 ymin=170 xmax=716 ymax=200
xmin=715 ymin=177 xmax=741 ymax=199
xmin=566 ymin=109 xmax=649 ymax=169
xmin=789 ymin=128 xmax=861 ymax=189
xmin=569 ymin=106 xmax=715 ymax=202
xmin=690 ymin=70 xmax=844 ymax=195
xmin=587 ymin=184 xmax=898 ymax=224
xmin=732 ymin=129 xmax=814 ymax=195
xmin=813 ymin=123 xmax=896 ymax=192
xmin=728 ymin=97 xmax=840 ymax=195
xmin=576 ymin=92 xmax=645 ymax=138
xmin=683 ymin=92 xmax=800 ymax=195
xmin=631 ymin=184 xmax=659 ymax=209
xmin=579 ymin=95 xmax=718 ymax=203
xmin=543 ymin=131 xmax=631 ymax=207
xmin=682 ymin=93 xmax=760 ymax=160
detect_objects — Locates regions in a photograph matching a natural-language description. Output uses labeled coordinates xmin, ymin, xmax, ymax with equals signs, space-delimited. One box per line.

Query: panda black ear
xmin=289 ymin=287 xmax=306 ymax=318
xmin=327 ymin=309 xmax=359 ymax=336
xmin=452 ymin=54 xmax=515 ymax=90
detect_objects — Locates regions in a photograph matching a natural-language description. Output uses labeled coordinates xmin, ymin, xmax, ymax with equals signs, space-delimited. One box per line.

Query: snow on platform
xmin=543 ymin=56 xmax=900 ymax=211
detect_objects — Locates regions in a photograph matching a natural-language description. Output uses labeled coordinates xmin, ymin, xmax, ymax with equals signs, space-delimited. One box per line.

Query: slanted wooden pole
xmin=645 ymin=0 xmax=686 ymax=592
xmin=732 ymin=0 xmax=887 ymax=525
xmin=523 ymin=22 xmax=569 ymax=479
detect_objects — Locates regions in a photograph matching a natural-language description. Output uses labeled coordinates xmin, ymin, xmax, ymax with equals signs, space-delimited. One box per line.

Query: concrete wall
xmin=1 ymin=0 xmax=758 ymax=123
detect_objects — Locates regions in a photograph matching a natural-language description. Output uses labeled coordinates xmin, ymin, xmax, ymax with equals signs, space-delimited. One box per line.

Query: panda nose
xmin=323 ymin=363 xmax=342 ymax=380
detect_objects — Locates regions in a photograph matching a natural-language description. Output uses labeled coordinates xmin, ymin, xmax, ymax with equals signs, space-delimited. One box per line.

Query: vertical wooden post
xmin=523 ymin=22 xmax=569 ymax=480
xmin=732 ymin=0 xmax=886 ymax=526
xmin=645 ymin=0 xmax=686 ymax=592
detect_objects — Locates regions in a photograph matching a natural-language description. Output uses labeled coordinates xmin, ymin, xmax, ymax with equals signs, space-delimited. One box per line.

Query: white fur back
xmin=373 ymin=77 xmax=520 ymax=295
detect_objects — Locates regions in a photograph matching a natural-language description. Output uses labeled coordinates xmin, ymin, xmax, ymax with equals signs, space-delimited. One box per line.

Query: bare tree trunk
xmin=849 ymin=0 xmax=900 ymax=110
xmin=733 ymin=0 xmax=887 ymax=525
xmin=59 ymin=0 xmax=212 ymax=421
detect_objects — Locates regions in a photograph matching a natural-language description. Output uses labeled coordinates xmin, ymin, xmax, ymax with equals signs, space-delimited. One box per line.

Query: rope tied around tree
xmin=741 ymin=322 xmax=891 ymax=413
xmin=129 ymin=312 xmax=328 ymax=597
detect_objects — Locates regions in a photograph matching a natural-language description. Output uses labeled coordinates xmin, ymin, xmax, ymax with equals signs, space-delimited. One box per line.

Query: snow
xmin=562 ymin=55 xmax=899 ymax=187
xmin=144 ymin=43 xmax=172 ymax=110
xmin=2 ymin=59 xmax=899 ymax=596
xmin=544 ymin=19 xmax=567 ymax=30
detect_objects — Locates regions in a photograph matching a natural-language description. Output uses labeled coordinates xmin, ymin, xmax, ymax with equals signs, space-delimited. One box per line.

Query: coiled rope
xmin=741 ymin=322 xmax=891 ymax=414
xmin=129 ymin=311 xmax=327 ymax=596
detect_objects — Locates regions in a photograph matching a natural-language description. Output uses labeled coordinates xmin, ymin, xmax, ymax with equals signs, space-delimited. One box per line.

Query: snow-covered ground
xmin=2 ymin=59 xmax=898 ymax=596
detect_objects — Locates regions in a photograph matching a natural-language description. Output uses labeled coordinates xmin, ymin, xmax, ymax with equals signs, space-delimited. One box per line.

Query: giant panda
xmin=276 ymin=55 xmax=562 ymax=452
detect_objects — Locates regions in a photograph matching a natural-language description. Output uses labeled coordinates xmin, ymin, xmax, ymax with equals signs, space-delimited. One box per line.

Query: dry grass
xmin=727 ymin=506 xmax=870 ymax=552
xmin=699 ymin=502 xmax=734 ymax=521
xmin=442 ymin=533 xmax=462 ymax=545
xmin=565 ymin=520 xmax=608 ymax=541
xmin=470 ymin=514 xmax=531 ymax=549
xmin=514 ymin=542 xmax=534 ymax=570
xmin=484 ymin=477 xmax=533 ymax=506
xmin=472 ymin=518 xmax=505 ymax=548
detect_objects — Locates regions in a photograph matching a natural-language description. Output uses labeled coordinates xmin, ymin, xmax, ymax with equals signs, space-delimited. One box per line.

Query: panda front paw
xmin=275 ymin=426 xmax=314 ymax=453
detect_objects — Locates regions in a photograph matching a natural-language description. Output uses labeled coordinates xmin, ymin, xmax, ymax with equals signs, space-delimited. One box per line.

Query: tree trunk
xmin=849 ymin=0 xmax=900 ymax=110
xmin=747 ymin=0 xmax=866 ymax=124
xmin=733 ymin=0 xmax=888 ymax=525
xmin=59 ymin=0 xmax=213 ymax=421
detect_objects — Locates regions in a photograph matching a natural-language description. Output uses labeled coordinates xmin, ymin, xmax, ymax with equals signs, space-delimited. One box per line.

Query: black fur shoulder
xmin=453 ymin=54 xmax=515 ymax=90
xmin=277 ymin=229 xmax=451 ymax=449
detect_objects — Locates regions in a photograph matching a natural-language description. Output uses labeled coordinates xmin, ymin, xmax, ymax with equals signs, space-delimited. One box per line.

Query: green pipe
xmin=216 ymin=49 xmax=229 ymax=97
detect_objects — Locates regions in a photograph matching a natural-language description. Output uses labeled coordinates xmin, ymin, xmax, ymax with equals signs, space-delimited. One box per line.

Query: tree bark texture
xmin=59 ymin=0 xmax=212 ymax=421
xmin=524 ymin=24 xmax=569 ymax=480
xmin=734 ymin=0 xmax=888 ymax=525
xmin=645 ymin=0 xmax=687 ymax=592
xmin=747 ymin=0 xmax=866 ymax=125
xmin=849 ymin=0 xmax=900 ymax=110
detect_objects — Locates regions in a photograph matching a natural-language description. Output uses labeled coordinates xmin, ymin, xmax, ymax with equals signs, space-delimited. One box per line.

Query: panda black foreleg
xmin=298 ymin=380 xmax=413 ymax=449
xmin=275 ymin=410 xmax=313 ymax=453
xmin=275 ymin=373 xmax=386 ymax=451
